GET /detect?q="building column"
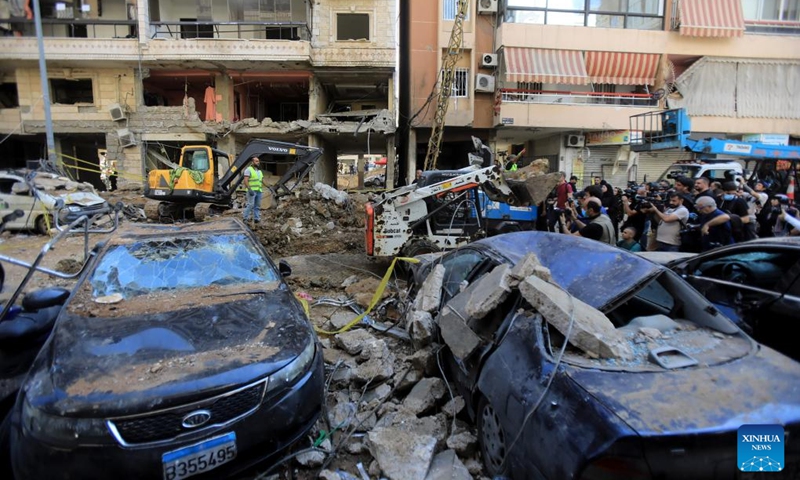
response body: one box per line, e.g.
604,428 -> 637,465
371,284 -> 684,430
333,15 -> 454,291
357,154 -> 366,189
385,135 -> 396,189
214,73 -> 232,122
134,0 -> 148,44
308,134 -> 336,186
406,129 -> 417,184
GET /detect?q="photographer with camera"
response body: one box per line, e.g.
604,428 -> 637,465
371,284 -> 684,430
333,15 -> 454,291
621,185 -> 649,249
560,198 -> 617,245
779,205 -> 800,235
643,191 -> 689,252
771,194 -> 798,237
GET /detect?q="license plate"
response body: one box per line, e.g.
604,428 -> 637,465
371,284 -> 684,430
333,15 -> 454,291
162,432 -> 236,480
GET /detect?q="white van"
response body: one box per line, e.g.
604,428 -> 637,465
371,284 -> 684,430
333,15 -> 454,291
659,161 -> 744,183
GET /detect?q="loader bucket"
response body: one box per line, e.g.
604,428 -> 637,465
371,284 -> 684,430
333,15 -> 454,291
504,170 -> 562,206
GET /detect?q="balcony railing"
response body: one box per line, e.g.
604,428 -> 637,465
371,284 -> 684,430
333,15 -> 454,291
744,19 -> 800,35
149,21 -> 310,41
2,18 -> 137,38
500,89 -> 659,107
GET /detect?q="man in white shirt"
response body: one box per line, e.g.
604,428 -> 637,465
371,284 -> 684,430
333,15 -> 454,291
644,192 -> 689,252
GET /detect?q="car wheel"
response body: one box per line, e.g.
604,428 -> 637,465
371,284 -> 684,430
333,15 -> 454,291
34,215 -> 51,235
401,239 -> 441,258
398,240 -> 441,278
478,396 -> 509,477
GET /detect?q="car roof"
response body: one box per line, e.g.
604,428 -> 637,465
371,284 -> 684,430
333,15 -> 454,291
107,218 -> 250,246
471,231 -> 664,309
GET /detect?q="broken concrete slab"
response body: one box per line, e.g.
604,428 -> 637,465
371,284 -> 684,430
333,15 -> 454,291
446,430 -> 478,457
403,377 -> 447,416
353,356 -> 395,384
519,275 -> 634,360
414,264 -> 445,313
393,366 -> 424,393
376,410 -> 450,452
504,170 -> 562,206
345,277 -> 389,309
408,310 -> 436,348
407,347 -> 438,376
424,450 -> 473,480
442,396 -> 465,418
464,264 -> 511,319
329,310 -> 356,330
334,329 -> 377,355
367,427 -> 438,480
506,252 -> 543,287
295,438 -> 329,467
438,306 -> 483,361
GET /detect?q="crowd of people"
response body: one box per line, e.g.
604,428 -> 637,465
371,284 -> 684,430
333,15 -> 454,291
544,172 -> 800,253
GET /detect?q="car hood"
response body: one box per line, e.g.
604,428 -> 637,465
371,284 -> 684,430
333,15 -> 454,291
25,285 -> 312,415
566,347 -> 800,435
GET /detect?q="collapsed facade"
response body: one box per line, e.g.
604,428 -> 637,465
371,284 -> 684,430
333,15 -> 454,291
0,0 -> 397,189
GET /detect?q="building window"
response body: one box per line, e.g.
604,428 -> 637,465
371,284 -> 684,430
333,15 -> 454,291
445,68 -> 469,98
742,0 -> 800,21
337,13 -> 370,40
0,83 -> 19,108
180,19 -> 214,38
505,0 -> 664,30
593,83 -> 616,93
50,79 -> 94,105
443,0 -> 471,20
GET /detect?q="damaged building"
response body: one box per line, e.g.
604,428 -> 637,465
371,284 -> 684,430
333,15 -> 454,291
0,0 -> 397,190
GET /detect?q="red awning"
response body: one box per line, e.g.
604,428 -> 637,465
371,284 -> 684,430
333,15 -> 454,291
678,0 -> 745,37
585,52 -> 661,85
503,47 -> 588,85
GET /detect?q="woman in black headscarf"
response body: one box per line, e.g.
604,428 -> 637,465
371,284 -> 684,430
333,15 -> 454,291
600,180 -> 622,235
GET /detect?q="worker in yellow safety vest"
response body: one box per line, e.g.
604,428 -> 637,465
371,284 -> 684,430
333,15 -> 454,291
243,156 -> 264,224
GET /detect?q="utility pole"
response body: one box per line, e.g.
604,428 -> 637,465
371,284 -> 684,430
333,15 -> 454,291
33,0 -> 58,171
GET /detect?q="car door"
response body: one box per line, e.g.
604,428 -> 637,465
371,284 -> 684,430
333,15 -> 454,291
674,245 -> 800,359
0,176 -> 37,230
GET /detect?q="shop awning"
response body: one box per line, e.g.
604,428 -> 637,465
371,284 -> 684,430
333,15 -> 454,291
503,47 -> 589,85
585,52 -> 660,85
678,0 -> 745,37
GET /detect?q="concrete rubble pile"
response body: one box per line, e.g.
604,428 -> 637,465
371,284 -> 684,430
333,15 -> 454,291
251,184 -> 369,257
290,251 -> 635,480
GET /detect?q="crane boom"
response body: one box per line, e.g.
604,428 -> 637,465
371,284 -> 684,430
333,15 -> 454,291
423,0 -> 470,171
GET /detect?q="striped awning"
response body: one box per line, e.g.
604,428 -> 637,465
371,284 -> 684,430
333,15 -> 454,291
585,52 -> 660,85
678,0 -> 745,37
503,47 -> 589,85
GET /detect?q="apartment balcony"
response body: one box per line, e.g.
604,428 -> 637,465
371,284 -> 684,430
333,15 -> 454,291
495,89 -> 657,130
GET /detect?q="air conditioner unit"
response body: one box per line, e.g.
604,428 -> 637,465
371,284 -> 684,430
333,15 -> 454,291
481,53 -> 498,68
475,74 -> 495,93
117,128 -> 136,148
477,0 -> 498,14
108,103 -> 126,122
565,134 -> 585,148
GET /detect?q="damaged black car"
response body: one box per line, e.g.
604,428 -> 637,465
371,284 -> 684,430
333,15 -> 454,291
408,232 -> 800,480
4,218 -> 324,479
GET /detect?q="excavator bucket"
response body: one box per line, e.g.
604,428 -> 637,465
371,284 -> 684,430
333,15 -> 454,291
502,163 -> 562,206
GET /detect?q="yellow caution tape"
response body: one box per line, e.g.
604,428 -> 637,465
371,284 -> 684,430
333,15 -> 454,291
296,256 -> 420,336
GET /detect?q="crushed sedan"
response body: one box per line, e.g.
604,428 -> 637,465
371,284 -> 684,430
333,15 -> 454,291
407,231 -> 800,480
4,218 -> 324,479
638,237 -> 800,362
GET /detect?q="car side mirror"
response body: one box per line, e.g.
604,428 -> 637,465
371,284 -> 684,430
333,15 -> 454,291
278,260 -> 292,278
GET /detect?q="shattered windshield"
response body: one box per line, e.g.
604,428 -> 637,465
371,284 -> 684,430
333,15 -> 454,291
91,234 -> 279,299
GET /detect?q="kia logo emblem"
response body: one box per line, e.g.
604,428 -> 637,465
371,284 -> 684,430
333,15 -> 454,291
181,410 -> 212,429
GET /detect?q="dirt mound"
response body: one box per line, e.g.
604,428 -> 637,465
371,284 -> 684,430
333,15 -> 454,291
252,186 -> 369,257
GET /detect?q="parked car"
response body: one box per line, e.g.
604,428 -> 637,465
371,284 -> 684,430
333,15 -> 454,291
364,173 -> 386,188
408,232 -> 800,480
3,218 -> 324,479
638,237 -> 800,361
0,169 -> 110,234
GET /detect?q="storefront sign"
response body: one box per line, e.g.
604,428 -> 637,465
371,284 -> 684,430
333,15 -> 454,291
585,130 -> 641,145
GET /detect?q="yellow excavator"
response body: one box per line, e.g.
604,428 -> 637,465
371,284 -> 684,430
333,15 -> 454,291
144,139 -> 323,222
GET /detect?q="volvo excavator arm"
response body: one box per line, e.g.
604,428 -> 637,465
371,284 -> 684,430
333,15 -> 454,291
217,139 -> 323,199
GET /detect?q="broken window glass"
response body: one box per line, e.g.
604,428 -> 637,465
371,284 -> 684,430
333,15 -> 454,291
91,234 -> 279,299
